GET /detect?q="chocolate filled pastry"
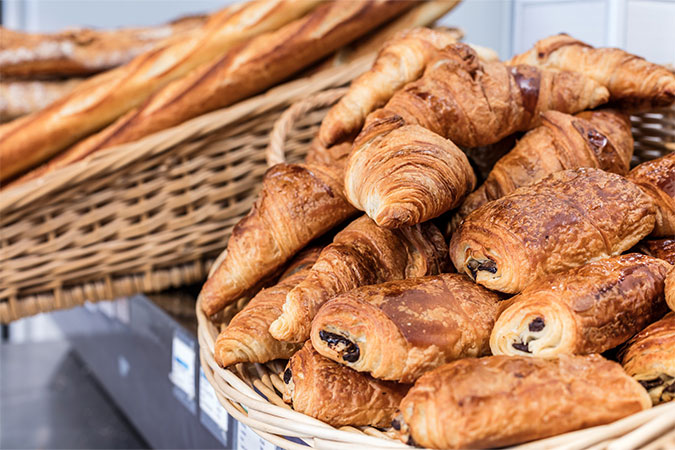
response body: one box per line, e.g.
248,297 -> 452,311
621,312 -> 675,405
214,246 -> 322,368
396,354 -> 651,449
626,152 -> 675,237
490,254 -> 670,358
637,238 -> 675,265
453,109 -> 634,225
282,342 -> 409,427
310,274 -> 502,383
269,215 -> 449,343
450,168 -> 656,294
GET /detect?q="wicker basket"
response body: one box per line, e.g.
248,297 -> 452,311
197,89 -> 675,450
0,56 -> 374,324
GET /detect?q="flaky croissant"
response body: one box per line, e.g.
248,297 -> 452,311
490,254 -> 670,358
200,163 -> 356,316
509,33 -> 675,109
311,274 -> 502,383
637,238 -> 675,265
318,27 -> 461,147
269,215 -> 448,342
454,109 -> 633,225
668,268 -> 675,312
345,43 -> 609,228
450,168 -> 656,294
282,342 -> 410,427
627,152 -> 675,237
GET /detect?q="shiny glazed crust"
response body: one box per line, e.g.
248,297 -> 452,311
282,342 -> 409,427
668,268 -> 675,312
627,153 -> 675,237
397,354 -> 651,449
269,215 -> 449,342
200,164 -> 356,316
621,312 -> 675,405
449,168 -> 656,294
637,238 -> 675,265
310,273 -> 502,383
490,254 -> 670,358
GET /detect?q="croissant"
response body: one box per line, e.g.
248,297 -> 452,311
345,43 -> 609,228
318,27 -> 461,147
668,268 -> 675,312
621,312 -> 675,405
454,109 -> 633,224
304,139 -> 353,171
269,215 -> 448,342
509,33 -> 675,109
213,245 -> 322,367
200,163 -> 356,316
490,254 -> 670,359
395,354 -> 651,449
637,238 -> 675,265
310,274 -> 502,383
626,152 -> 675,237
282,342 -> 409,427
450,168 -> 656,294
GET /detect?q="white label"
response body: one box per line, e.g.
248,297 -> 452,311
237,422 -> 277,450
199,368 -> 229,432
169,333 -> 195,400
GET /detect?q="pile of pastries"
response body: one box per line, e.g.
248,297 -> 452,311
201,27 -> 675,449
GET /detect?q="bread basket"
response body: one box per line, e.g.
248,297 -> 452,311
0,57 -> 372,323
197,88 -> 675,450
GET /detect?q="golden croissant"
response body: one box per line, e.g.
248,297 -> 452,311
627,152 -> 675,237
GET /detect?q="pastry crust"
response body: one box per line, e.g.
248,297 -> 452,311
200,164 -> 356,316
509,33 -> 675,109
621,312 -> 675,405
310,273 -> 501,383
637,238 -> 675,265
449,168 -> 656,293
269,215 -> 449,342
626,153 -> 675,237
282,342 -> 409,427
668,268 -> 675,312
397,354 -> 651,449
454,109 -> 634,225
490,254 -> 670,358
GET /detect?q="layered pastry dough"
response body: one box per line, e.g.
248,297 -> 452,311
396,354 -> 651,449
668,268 -> 675,312
269,215 -> 448,342
622,312 -> 675,405
450,168 -> 656,293
626,153 -> 675,237
637,238 -> 675,265
283,342 -> 409,427
454,109 -> 634,224
345,43 -> 609,228
509,34 -> 675,108
200,163 -> 356,316
310,274 -> 501,383
490,254 -> 670,358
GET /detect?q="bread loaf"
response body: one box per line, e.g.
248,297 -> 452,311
0,79 -> 83,121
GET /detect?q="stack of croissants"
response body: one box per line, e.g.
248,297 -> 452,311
199,22 -> 675,449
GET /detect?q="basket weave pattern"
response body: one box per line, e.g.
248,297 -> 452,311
198,90 -> 675,450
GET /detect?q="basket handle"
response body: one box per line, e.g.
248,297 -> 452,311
266,88 -> 348,167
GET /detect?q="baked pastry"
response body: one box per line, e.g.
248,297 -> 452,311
282,342 -> 410,427
490,254 -> 670,358
310,273 -> 502,383
453,109 -> 633,225
621,312 -> 675,405
0,14 -> 206,77
269,215 -> 449,342
0,0 -> 320,183
450,168 -> 656,293
345,43 -> 609,228
396,354 -> 651,449
304,139 -> 353,171
626,152 -> 675,237
637,238 -> 675,265
509,34 -> 675,109
0,79 -> 83,121
668,268 -> 675,312
318,27 -> 462,147
200,163 -> 356,316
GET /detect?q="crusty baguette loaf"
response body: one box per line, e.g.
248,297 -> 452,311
0,14 -> 206,78
0,0 -> 320,183
0,79 -> 83,121
12,0 -> 414,188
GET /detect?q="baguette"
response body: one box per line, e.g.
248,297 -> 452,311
0,79 -> 83,121
0,14 -> 206,78
0,0 -> 320,183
